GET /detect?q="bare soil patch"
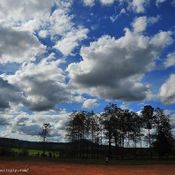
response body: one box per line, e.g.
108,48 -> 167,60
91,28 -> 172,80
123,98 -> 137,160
0,160 -> 175,175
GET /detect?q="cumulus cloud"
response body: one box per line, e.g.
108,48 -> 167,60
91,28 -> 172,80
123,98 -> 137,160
82,99 -> 98,109
131,0 -> 147,13
17,124 -> 41,136
0,116 -> 9,125
38,2 -> 89,56
0,0 -> 174,143
0,0 -> 87,57
132,16 -> 160,33
100,0 -> 115,5
0,105 -> 70,141
0,78 -> 23,110
164,52 -> 175,68
132,16 -> 148,33
73,95 -> 86,103
149,31 -> 173,49
0,0 -> 74,37
83,0 -> 115,6
0,0 -> 72,32
0,26 -> 45,63
67,28 -> 173,101
54,27 -> 89,56
83,0 -> 149,13
83,0 -> 95,6
44,5 -> 73,37
6,57 -> 71,111
159,74 -> 175,104
38,30 -> 48,38
0,0 -> 55,32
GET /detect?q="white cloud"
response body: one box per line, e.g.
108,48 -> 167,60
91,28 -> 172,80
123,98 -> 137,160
0,26 -> 45,63
0,0 -> 87,58
0,78 -> 23,109
0,0 -> 55,31
132,16 -> 147,33
67,28 -> 173,101
83,0 -> 115,6
150,31 -> 173,49
54,27 -> 89,56
47,7 -> 73,37
159,74 -> 175,104
83,0 -> 149,13
38,3 -> 89,56
164,51 -> 175,68
0,105 -> 70,141
0,0 -> 89,109
132,16 -> 160,33
73,95 -> 86,103
82,99 -> 98,109
83,0 -> 95,6
0,0 -> 72,32
131,0 -> 147,13
6,56 -> 71,111
100,0 -> 115,5
38,30 -> 48,38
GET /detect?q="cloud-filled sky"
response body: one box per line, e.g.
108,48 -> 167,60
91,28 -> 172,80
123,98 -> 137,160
0,0 -> 175,142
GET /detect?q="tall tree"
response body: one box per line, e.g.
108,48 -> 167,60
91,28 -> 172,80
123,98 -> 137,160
154,108 -> 173,158
66,111 -> 88,158
129,111 -> 142,148
40,123 -> 51,155
141,105 -> 155,158
66,111 -> 87,141
102,104 -> 115,157
102,103 -> 123,158
86,112 -> 100,158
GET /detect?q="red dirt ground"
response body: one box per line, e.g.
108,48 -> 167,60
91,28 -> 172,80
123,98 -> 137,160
0,160 -> 175,175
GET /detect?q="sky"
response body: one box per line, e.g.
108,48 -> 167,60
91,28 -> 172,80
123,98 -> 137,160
0,0 -> 175,142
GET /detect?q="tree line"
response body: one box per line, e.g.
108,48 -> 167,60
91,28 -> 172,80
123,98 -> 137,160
65,104 -> 174,159
0,103 -> 174,160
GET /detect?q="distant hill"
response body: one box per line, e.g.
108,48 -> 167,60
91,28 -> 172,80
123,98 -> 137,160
2,137 -> 173,152
0,137 -> 69,150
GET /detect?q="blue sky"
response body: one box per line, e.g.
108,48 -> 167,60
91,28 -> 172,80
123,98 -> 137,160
0,0 -> 175,141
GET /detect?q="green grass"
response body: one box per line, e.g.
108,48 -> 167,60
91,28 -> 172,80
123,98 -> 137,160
0,147 -> 175,165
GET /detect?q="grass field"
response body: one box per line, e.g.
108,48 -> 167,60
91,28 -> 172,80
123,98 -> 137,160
2,147 -> 59,157
0,160 -> 175,175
